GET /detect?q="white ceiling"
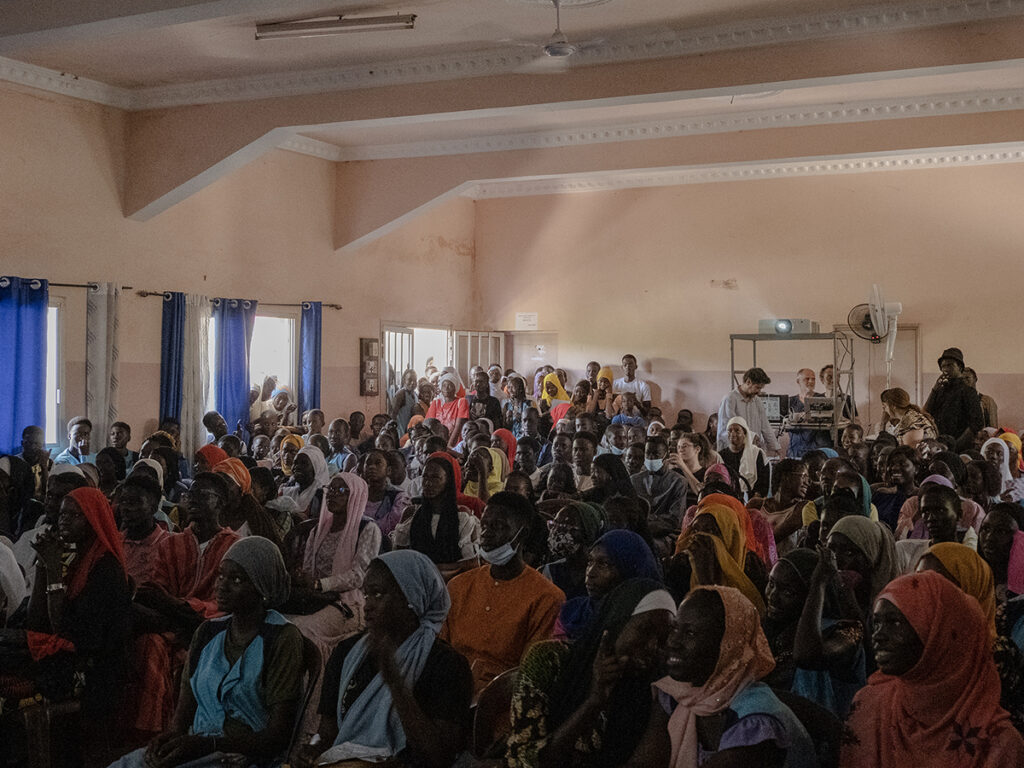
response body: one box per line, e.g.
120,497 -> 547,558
0,0 -> 940,89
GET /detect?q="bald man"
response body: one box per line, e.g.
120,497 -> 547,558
787,368 -> 832,458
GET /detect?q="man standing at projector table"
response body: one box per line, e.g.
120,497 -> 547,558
717,367 -> 781,457
924,347 -> 984,451
787,368 -> 832,458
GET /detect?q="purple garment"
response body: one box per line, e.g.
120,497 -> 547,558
364,486 -> 409,538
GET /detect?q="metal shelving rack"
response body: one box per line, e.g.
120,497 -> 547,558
729,331 -> 856,448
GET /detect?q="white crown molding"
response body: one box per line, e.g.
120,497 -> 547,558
286,86 -> 1024,162
2,0 -> 1021,110
463,142 -> 1024,199
338,141 -> 1024,253
0,55 -> 132,108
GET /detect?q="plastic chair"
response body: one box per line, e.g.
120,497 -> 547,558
20,698 -> 80,768
471,667 -> 517,758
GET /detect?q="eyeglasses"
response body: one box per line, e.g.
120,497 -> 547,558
326,485 -> 350,496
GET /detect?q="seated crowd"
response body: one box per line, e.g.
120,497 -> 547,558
0,348 -> 1022,767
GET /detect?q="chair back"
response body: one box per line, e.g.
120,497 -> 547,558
471,666 -> 517,758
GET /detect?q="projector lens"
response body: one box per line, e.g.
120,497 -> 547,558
776,319 -> 793,334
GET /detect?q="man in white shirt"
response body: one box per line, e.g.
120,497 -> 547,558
717,367 -> 782,456
52,416 -> 93,465
613,354 -> 652,416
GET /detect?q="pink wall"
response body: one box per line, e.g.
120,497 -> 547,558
474,165 -> 1024,430
1,82 -> 476,448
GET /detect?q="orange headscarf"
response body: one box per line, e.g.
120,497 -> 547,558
213,457 -> 252,495
492,428 -> 517,468
64,487 -> 127,599
998,431 -> 1024,471
927,542 -> 997,639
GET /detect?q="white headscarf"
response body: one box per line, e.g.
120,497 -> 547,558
280,445 -> 330,515
981,438 -> 1013,492
726,416 -> 762,493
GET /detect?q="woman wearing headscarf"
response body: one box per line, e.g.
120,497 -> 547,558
627,586 -> 816,767
463,446 -> 507,502
582,453 -> 638,504
279,445 -> 330,519
671,503 -> 767,615
491,428 -> 518,469
213,457 -> 286,551
130,458 -> 179,531
762,548 -> 866,718
506,579 -> 677,767
427,371 -> 470,449
587,366 -> 616,418
679,485 -> 776,568
720,416 -> 769,498
193,443 -> 229,476
113,536 -> 304,768
306,551 -> 473,767
539,372 -> 571,415
541,501 -> 607,600
917,542 -> 1024,730
841,572 -> 1024,768
984,437 -> 1024,502
27,487 -> 131,766
555,529 -> 662,640
392,454 -> 480,581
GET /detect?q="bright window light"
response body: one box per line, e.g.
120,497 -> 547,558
45,305 -> 60,445
250,316 -> 296,390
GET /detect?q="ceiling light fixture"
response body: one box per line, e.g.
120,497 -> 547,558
255,14 -> 417,40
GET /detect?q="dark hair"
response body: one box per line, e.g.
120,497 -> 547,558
96,447 -> 127,482
622,354 -> 637,364
988,502 -> 1024,529
545,462 -> 577,494
968,459 -> 1002,498
930,450 -> 966,487
155,446 -> 181,492
424,435 -> 448,454
67,416 -> 92,432
385,449 -> 407,468
872,432 -> 898,448
53,473 -> 90,492
410,456 -> 463,564
573,431 -> 598,449
845,423 -> 864,436
111,421 -> 131,434
823,489 -> 861,519
191,471 -> 230,503
505,470 -> 535,499
144,432 -> 174,449
486,491 -> 536,532
918,483 -> 960,513
772,458 -> 806,495
517,436 -> 541,455
681,432 -> 714,466
646,434 -> 669,452
888,445 -> 918,466
121,474 -> 162,506
590,454 -> 637,499
743,367 -> 771,386
248,467 -> 277,500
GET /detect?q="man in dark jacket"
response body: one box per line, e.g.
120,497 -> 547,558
924,347 -> 984,451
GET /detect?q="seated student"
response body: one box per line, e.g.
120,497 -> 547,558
762,548 -> 866,718
28,487 -> 131,766
288,472 -> 380,664
463,446 -> 507,502
193,443 -> 228,476
627,585 -> 816,768
894,483 -> 974,574
751,458 -> 810,557
280,446 -> 330,520
108,421 -> 139,473
610,392 -> 646,428
117,474 -> 171,587
201,410 -> 229,443
130,473 -> 241,736
325,419 -> 357,475
17,424 -> 50,506
443,492 -> 565,695
842,572 -> 1024,768
111,537 -> 303,768
630,435 -> 687,526
983,437 -> 1024,502
385,449 -> 412,494
570,431 -> 597,493
536,433 -> 573,488
506,579 -> 676,768
427,373 -> 469,449
361,448 -> 410,537
839,423 -> 865,455
53,415 -> 93,465
392,454 -> 479,581
978,503 -> 1024,602
302,550 -> 472,768
95,446 -> 128,498
871,446 -> 918,531
542,500 -> 607,601
555,529 -> 662,641
895,453 -> 986,539
213,457 -> 287,550
720,416 -> 770,498
467,369 -> 504,426
515,436 -> 543,487
916,542 -> 1024,730
13,467 -> 89,594
583,453 -> 637,504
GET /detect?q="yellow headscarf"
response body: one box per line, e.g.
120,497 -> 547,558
596,366 -> 615,390
677,504 -> 765,616
540,372 -> 571,406
279,434 -> 305,476
463,447 -> 507,499
998,432 -> 1024,471
927,542 -> 997,639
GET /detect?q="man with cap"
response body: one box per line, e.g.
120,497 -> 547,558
924,347 -> 984,451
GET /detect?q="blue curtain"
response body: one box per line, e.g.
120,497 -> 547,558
0,277 -> 49,454
299,301 -> 322,413
159,291 -> 185,424
213,298 -> 257,437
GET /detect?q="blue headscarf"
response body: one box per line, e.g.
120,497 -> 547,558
321,550 -> 450,763
558,530 -> 662,640
820,447 -> 839,458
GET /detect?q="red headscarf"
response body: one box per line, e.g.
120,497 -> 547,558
195,443 -> 228,471
64,487 -> 127,599
492,428 -> 517,468
429,451 -> 484,518
842,571 -> 1024,767
213,457 -> 252,494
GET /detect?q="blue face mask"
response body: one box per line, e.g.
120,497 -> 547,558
480,526 -> 523,566
609,445 -> 624,455
645,458 -> 664,472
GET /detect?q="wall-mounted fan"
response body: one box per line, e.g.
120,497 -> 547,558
847,284 -> 903,387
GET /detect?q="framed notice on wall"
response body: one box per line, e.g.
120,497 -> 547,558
360,338 -> 380,396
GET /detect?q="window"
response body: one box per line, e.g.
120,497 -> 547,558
250,313 -> 298,391
44,302 -> 62,446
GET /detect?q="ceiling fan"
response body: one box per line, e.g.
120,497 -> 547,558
515,0 -> 600,74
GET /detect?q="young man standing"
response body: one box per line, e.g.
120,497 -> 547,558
613,354 -> 652,416
716,367 -> 781,457
467,369 -> 504,426
924,347 -> 984,451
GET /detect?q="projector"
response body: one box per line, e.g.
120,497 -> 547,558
758,318 -> 819,335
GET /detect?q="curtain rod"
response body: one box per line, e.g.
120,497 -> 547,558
136,290 -> 341,310
51,282 -> 134,289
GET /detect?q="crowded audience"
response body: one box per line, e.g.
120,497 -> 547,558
1,348 -> 1023,768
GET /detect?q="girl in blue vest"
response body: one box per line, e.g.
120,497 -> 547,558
110,536 -> 303,768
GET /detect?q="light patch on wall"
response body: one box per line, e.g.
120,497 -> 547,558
711,279 -> 739,290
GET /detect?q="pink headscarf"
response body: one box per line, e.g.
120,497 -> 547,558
653,586 -> 775,768
304,471 -> 369,602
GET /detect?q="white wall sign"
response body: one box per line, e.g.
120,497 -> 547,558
515,312 -> 538,331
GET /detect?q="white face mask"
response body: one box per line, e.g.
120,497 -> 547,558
645,458 -> 664,472
609,445 -> 624,455
479,526 -> 523,567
